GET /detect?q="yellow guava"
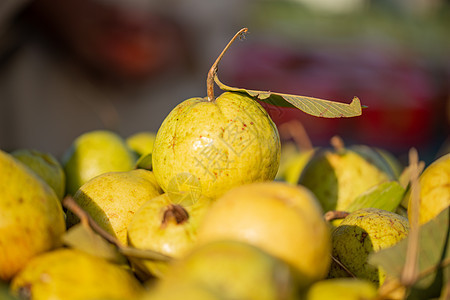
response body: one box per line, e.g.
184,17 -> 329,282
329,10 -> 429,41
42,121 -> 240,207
66,169 -> 162,245
10,248 -> 143,300
329,208 -> 409,285
0,149 -> 66,281
62,130 -> 137,195
405,153 -> 450,225
196,181 -> 331,288
152,91 -> 280,199
127,193 -> 212,277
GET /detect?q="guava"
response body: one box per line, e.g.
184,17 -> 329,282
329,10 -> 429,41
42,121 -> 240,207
11,149 -> 66,200
126,131 -> 156,157
0,149 -> 66,281
298,139 -> 396,212
140,282 -> 222,300
329,207 -> 409,285
156,240 -> 300,300
127,192 -> 212,277
10,248 -> 144,300
404,153 -> 450,225
152,30 -> 280,200
62,130 -> 137,195
66,169 -> 163,245
305,278 -> 377,300
196,181 -> 331,288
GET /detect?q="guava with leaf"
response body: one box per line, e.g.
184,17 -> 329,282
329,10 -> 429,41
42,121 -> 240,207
152,28 -> 362,200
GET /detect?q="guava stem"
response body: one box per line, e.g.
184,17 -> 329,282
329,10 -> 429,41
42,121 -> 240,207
207,28 -> 248,102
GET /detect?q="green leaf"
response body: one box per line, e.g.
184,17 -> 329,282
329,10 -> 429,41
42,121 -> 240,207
135,153 -> 152,170
61,223 -> 126,264
0,283 -> 17,300
346,181 -> 406,213
369,207 -> 450,298
214,75 -> 363,118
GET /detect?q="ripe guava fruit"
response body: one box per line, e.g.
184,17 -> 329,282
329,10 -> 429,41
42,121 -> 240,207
0,149 -> 66,281
66,169 -> 162,245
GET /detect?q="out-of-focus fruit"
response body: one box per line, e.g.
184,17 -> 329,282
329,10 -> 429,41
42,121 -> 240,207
62,130 -> 137,195
10,249 -> 143,300
404,153 -> 450,225
305,278 -> 377,300
11,149 -> 66,200
66,169 -> 162,245
126,131 -> 156,157
0,149 -> 66,281
298,139 -> 395,212
156,240 -> 300,300
196,181 -> 331,288
329,208 -> 409,285
127,193 -> 212,277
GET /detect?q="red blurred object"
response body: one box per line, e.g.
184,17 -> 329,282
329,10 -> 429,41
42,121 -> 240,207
221,42 -> 444,154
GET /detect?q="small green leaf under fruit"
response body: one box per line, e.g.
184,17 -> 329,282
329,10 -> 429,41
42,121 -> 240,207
214,75 -> 363,118
346,181 -> 405,213
135,153 -> 153,170
62,223 -> 125,264
369,207 -> 450,298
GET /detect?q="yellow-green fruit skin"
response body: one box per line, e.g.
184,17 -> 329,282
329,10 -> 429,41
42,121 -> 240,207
10,249 -> 143,300
329,208 -> 409,285
67,169 -> 162,245
406,153 -> 450,225
63,130 -> 137,195
126,131 -> 156,157
306,278 -> 377,300
157,240 -> 299,300
0,150 -> 66,281
152,92 -> 280,199
11,149 -> 66,200
299,148 -> 394,212
196,181 -> 331,287
127,193 -> 211,277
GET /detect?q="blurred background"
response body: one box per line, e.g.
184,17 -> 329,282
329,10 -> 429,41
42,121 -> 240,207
0,0 -> 449,164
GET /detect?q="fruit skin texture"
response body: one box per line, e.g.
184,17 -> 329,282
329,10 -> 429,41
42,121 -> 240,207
196,181 -> 331,288
329,208 -> 409,285
67,169 -> 163,245
0,150 -> 66,281
298,146 -> 395,212
156,240 -> 300,300
152,92 -> 280,199
127,193 -> 212,277
62,130 -> 137,195
405,153 -> 450,225
11,149 -> 66,200
10,249 -> 143,300
305,278 -> 377,300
